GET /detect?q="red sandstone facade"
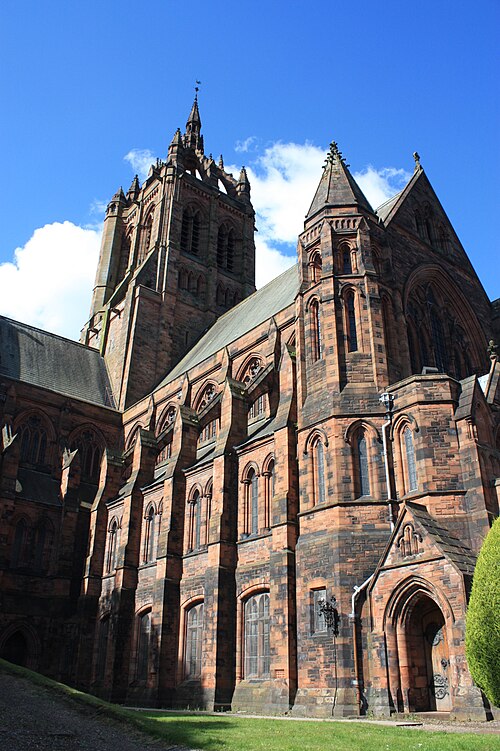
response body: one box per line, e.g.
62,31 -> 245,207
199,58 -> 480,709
1,102 -> 499,719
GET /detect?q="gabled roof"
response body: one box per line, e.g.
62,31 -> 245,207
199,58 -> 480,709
306,144 -> 374,220
371,501 -> 477,585
0,315 -> 115,408
407,502 -> 476,575
156,263 -> 300,389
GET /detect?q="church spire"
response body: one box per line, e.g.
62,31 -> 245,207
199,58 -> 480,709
306,140 -> 373,220
184,92 -> 203,152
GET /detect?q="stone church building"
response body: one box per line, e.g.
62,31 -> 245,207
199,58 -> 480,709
1,98 -> 499,719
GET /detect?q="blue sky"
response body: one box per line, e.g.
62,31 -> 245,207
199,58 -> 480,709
1,1 -> 498,339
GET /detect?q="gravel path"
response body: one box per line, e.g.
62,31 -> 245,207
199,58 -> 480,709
0,671 -> 193,751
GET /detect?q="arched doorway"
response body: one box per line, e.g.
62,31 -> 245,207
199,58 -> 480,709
401,594 -> 452,712
0,631 -> 29,667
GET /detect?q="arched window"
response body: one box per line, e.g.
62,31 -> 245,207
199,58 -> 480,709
19,416 -> 48,466
180,208 -> 201,255
342,245 -> 352,274
357,431 -> 370,497
204,482 -> 213,546
106,518 -> 119,573
117,231 -> 131,284
185,603 -> 204,679
138,210 -> 154,264
188,491 -> 202,551
345,290 -> 358,352
403,426 -> 418,492
310,251 -> 322,284
310,300 -> 322,361
136,610 -> 151,681
244,593 -> 270,679
264,459 -> 275,529
11,519 -> 27,568
250,470 -> 259,535
71,430 -> 102,483
143,505 -> 156,563
32,519 -> 53,573
312,438 -> 326,505
217,225 -> 227,268
226,228 -> 235,272
95,616 -> 110,681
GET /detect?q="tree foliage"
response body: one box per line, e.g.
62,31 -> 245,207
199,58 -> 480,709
465,517 -> 500,706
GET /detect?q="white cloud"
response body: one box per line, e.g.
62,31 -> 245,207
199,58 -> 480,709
0,221 -> 101,340
354,165 -> 412,209
0,143 -> 411,343
255,237 -> 296,289
235,136 -> 257,153
124,149 -> 156,181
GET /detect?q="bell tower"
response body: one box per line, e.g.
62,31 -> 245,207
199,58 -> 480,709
81,96 -> 256,409
296,140 -> 389,418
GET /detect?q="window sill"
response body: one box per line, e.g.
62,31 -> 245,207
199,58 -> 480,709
237,530 -> 271,544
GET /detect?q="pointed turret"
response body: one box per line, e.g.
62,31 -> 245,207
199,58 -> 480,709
107,187 -> 126,215
184,95 -> 203,152
306,141 -> 373,221
236,166 -> 251,201
126,175 -> 140,202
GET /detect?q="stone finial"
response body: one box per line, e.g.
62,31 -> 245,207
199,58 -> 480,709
413,151 -> 421,171
324,140 -> 348,168
219,154 -> 224,169
487,339 -> 498,360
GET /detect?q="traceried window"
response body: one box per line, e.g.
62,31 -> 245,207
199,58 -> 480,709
244,593 -> 270,679
71,430 -> 102,483
346,290 -> 358,352
310,299 -> 322,361
430,308 -> 447,372
136,610 -> 151,681
403,426 -> 418,492
138,210 -> 154,264
312,438 -> 326,505
312,588 -> 327,634
185,603 -> 204,679
19,415 -> 48,466
357,431 -> 370,497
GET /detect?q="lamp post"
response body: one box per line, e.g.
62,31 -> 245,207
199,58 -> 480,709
318,596 -> 340,714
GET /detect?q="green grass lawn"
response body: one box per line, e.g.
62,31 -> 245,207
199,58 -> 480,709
1,659 -> 497,751
136,711 -> 498,751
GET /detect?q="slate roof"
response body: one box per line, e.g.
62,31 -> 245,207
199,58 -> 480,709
406,502 -> 477,576
156,263 -> 300,389
306,151 -> 373,219
0,315 -> 115,408
375,191 -> 403,223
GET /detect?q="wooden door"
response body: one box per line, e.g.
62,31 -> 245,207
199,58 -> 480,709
423,613 -> 452,711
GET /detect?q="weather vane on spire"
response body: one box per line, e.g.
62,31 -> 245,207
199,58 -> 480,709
194,80 -> 201,99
